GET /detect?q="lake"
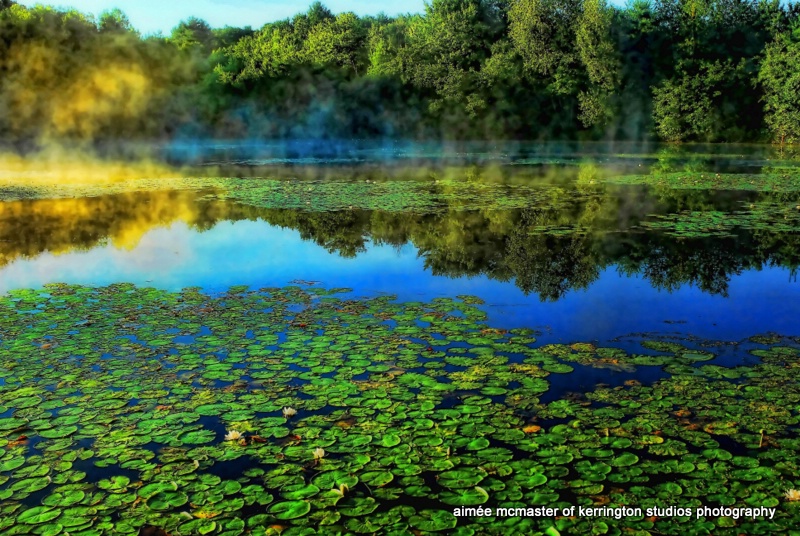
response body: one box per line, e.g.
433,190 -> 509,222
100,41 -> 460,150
1,142 -> 799,535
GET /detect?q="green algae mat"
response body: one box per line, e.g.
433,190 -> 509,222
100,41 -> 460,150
1,284 -> 800,535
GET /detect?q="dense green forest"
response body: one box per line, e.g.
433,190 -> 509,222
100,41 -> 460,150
1,0 -> 800,146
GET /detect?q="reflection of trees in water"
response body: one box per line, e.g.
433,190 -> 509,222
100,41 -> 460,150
505,210 -> 601,300
2,186 -> 800,300
265,209 -> 372,258
620,237 -> 748,297
254,190 -> 800,300
0,190 -> 254,264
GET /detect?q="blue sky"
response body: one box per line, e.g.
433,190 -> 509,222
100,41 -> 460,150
18,0 -> 427,34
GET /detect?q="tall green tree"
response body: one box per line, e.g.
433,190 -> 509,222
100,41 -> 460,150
216,21 -> 303,84
305,12 -> 368,75
652,60 -> 735,141
575,0 -> 621,127
170,18 -> 215,53
404,0 -> 505,119
509,0 -> 583,91
366,16 -> 409,77
98,8 -> 134,34
758,28 -> 800,144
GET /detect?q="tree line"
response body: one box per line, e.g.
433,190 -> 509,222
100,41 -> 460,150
1,0 -> 799,145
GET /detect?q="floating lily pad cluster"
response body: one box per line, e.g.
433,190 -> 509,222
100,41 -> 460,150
606,172 -> 800,193
0,284 -> 799,535
0,176 -> 587,214
638,202 -> 800,238
204,179 -> 588,214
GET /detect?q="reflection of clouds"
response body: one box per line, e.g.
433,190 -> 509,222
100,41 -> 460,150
113,224 -> 195,272
0,222 -> 197,293
0,220 -> 413,294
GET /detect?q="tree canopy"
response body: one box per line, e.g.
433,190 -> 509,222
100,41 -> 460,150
1,0 -> 800,145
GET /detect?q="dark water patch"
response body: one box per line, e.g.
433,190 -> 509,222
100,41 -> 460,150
540,365 -> 668,404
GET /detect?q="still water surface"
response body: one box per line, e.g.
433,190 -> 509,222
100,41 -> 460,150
2,142 -> 799,346
2,143 -> 800,534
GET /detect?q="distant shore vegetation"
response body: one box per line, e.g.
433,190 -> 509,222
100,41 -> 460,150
1,0 -> 800,146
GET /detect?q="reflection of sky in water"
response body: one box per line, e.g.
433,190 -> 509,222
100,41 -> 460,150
1,220 -> 798,344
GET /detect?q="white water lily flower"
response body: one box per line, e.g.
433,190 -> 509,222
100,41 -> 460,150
224,430 -> 243,441
282,407 -> 297,418
785,489 -> 800,501
313,447 -> 325,460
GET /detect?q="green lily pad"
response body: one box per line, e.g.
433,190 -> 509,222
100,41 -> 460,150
147,491 -> 189,511
39,426 -> 78,439
438,469 -> 487,489
439,486 -> 490,506
18,506 -> 61,524
409,509 -> 458,532
611,453 -> 639,467
269,500 -> 311,520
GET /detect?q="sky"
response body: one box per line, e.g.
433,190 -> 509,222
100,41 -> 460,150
18,0 -> 427,34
